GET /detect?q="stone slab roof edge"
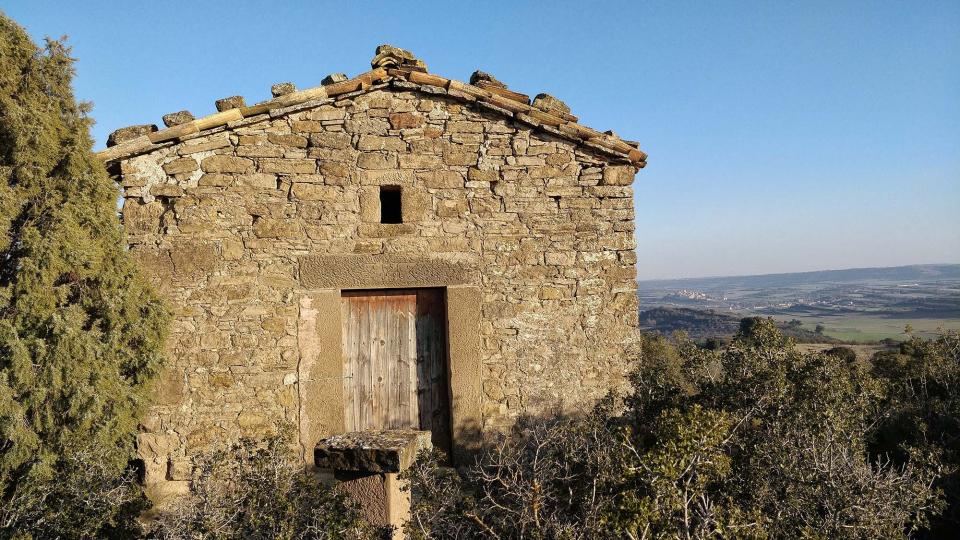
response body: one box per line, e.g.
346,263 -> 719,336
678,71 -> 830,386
96,67 -> 647,168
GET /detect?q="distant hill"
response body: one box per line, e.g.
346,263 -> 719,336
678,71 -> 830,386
636,264 -> 960,342
639,307 -> 839,344
639,264 -> 960,291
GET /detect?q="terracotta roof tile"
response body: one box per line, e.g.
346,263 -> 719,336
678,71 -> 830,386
98,47 -> 645,168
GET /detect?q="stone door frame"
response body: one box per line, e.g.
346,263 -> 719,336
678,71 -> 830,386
296,255 -> 482,465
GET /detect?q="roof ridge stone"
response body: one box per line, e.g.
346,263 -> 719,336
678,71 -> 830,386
98,46 -> 645,168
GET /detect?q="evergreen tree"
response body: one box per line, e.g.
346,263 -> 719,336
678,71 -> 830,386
0,12 -> 167,535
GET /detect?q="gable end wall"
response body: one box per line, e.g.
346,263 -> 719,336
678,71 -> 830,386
115,87 -> 639,494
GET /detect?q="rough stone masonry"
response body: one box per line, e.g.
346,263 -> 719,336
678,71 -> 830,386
101,45 -> 646,501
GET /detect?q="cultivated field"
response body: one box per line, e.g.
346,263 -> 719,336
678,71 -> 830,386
639,264 -> 960,343
770,313 -> 957,342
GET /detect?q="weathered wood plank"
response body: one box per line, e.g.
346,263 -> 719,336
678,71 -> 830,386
342,300 -> 354,430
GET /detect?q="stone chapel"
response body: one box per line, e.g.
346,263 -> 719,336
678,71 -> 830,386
99,45 -> 646,499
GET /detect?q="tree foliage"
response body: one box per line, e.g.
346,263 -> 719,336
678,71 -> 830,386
0,12 -> 167,536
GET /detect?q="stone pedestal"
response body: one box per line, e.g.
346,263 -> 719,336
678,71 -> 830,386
315,430 -> 432,538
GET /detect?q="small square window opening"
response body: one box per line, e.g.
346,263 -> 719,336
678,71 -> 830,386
380,186 -> 402,224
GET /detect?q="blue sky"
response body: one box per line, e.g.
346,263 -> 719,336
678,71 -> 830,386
6,1 -> 958,279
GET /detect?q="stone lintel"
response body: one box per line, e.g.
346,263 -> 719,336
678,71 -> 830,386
299,254 -> 476,289
315,429 -> 432,473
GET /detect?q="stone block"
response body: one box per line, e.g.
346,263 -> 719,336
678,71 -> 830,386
107,124 -> 157,147
357,153 -> 397,169
442,147 -> 476,166
221,239 -> 244,260
139,414 -> 162,433
446,120 -> 483,133
388,112 -> 422,129
150,184 -> 184,197
359,187 -> 379,222
601,165 -> 635,186
162,110 -> 195,127
319,161 -> 353,184
138,433 -> 177,461
237,173 -> 279,189
436,199 -> 468,217
467,168 -> 498,182
532,93 -> 571,115
540,286 -> 565,300
199,330 -> 230,349
308,107 -> 347,122
322,73 -> 348,84
236,145 -> 283,158
346,117 -> 390,134
259,158 -> 316,174
161,157 -> 198,175
237,134 -> 266,145
151,369 -> 185,406
359,169 -> 414,186
179,136 -> 232,155
209,372 -> 234,389
238,411 -> 272,435
292,183 -> 339,201
201,155 -> 254,174
398,153 -> 443,169
545,152 -> 572,166
268,133 -> 309,148
357,135 -> 406,152
262,316 -> 288,336
271,82 -> 296,97
357,223 -> 416,237
587,185 -> 632,198
144,480 -> 190,508
167,459 -> 192,481
253,218 -> 303,239
186,425 -> 226,451
545,252 -> 576,266
215,95 -> 246,111
545,186 -> 582,197
291,120 -> 324,133
310,132 -> 352,149
315,430 -> 432,473
417,170 -> 463,189
122,199 -> 163,234
507,155 -> 545,166
469,70 -> 506,88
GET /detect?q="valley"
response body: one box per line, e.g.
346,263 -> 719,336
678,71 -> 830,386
638,264 -> 960,342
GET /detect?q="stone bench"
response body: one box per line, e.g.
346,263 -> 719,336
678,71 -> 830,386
315,430 -> 432,537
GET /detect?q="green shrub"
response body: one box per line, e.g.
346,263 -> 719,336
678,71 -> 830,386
0,445 -> 147,539
150,435 -> 374,540
406,411 -> 625,539
871,332 -> 960,536
406,321 -> 949,539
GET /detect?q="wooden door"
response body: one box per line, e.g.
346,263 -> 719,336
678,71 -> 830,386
341,289 -> 451,453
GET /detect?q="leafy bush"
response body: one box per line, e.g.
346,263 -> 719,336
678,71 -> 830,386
0,446 -> 147,539
405,412 -> 623,539
871,332 -> 960,536
150,435 -> 374,540
406,319 -> 951,539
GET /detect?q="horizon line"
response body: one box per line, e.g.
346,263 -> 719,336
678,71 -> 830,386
636,262 -> 960,283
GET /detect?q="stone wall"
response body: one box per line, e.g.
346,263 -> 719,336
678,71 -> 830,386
115,84 -> 639,497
